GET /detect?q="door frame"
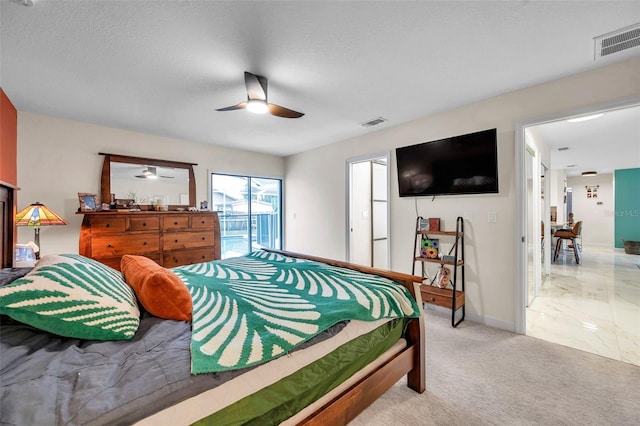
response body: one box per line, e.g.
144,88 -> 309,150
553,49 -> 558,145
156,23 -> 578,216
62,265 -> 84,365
515,97 -> 640,334
345,152 -> 391,267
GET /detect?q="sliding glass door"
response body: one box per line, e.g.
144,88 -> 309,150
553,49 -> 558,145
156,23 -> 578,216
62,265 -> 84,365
210,173 -> 282,259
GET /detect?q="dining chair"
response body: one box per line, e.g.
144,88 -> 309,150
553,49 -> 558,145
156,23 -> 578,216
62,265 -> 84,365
553,221 -> 582,264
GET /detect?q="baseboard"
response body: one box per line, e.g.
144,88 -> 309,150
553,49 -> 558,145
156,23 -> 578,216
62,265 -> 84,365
465,311 -> 515,333
423,305 -> 516,333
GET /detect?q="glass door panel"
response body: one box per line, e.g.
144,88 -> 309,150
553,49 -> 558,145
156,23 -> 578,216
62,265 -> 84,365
211,174 -> 281,259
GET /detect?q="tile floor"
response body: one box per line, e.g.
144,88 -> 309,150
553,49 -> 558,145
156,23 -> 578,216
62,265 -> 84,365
527,244 -> 640,366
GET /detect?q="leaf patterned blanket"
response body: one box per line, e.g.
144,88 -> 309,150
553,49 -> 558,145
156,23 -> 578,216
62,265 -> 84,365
173,250 -> 421,373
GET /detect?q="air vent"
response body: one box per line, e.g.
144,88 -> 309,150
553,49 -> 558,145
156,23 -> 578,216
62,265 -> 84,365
594,22 -> 640,59
558,147 -> 569,151
360,117 -> 387,128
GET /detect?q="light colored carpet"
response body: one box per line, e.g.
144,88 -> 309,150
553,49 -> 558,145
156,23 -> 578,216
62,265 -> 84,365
350,310 -> 640,425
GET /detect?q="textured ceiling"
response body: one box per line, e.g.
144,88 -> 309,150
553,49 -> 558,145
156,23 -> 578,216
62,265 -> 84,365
1,0 -> 639,161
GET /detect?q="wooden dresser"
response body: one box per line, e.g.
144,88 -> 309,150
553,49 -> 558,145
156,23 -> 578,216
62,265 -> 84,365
79,211 -> 221,270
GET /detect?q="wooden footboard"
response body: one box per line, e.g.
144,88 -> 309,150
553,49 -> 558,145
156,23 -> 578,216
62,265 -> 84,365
266,249 -> 426,424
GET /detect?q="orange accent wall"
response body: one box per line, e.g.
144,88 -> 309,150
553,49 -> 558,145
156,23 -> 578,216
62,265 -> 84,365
0,88 -> 18,186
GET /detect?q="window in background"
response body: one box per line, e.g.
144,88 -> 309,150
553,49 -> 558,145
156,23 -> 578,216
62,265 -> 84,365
210,173 -> 282,259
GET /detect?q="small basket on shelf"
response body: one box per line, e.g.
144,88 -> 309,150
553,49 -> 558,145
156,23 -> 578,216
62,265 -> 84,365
622,239 -> 640,255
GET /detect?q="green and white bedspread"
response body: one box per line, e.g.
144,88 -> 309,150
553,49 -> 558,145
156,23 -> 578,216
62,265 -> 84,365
173,250 -> 420,374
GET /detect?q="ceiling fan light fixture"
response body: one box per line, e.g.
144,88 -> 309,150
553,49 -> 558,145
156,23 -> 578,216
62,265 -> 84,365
141,168 -> 158,179
581,171 -> 598,176
247,99 -> 268,114
566,113 -> 604,123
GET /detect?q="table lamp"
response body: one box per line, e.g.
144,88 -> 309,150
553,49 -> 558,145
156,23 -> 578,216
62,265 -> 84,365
15,202 -> 67,259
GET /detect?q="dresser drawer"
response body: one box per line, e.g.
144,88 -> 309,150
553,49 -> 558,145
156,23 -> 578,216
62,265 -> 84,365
130,216 -> 160,231
191,215 -> 216,229
420,286 -> 464,309
96,257 -> 123,271
163,248 -> 216,267
163,216 -> 190,231
92,234 -> 160,258
163,231 -> 214,250
90,218 -> 126,233
98,254 -> 161,271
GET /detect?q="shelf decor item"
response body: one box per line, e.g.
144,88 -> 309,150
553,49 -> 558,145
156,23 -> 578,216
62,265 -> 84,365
420,237 -> 439,259
418,217 -> 429,231
436,266 -> 451,289
429,217 -> 440,231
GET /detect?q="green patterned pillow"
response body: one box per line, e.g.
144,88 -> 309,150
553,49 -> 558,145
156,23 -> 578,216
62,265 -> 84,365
0,254 -> 140,340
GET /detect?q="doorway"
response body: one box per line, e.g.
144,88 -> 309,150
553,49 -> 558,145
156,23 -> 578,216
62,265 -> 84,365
516,99 -> 640,364
347,154 -> 389,269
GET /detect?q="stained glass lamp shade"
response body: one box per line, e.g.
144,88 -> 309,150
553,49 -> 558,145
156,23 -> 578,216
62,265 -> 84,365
15,202 -> 67,258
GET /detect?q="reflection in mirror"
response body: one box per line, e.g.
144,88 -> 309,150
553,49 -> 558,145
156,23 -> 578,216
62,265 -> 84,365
111,162 -> 190,205
100,153 -> 197,210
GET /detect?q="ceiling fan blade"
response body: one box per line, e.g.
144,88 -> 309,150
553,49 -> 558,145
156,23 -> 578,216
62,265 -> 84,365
268,103 -> 304,118
244,72 -> 268,101
216,101 -> 248,112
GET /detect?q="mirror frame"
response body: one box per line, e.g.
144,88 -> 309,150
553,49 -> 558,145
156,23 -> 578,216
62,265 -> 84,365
99,152 -> 197,210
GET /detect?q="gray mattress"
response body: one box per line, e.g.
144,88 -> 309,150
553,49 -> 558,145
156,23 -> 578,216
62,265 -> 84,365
0,313 -> 346,425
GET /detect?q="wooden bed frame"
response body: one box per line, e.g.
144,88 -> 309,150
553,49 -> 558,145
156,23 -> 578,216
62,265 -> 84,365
266,249 -> 426,425
62,206 -> 425,425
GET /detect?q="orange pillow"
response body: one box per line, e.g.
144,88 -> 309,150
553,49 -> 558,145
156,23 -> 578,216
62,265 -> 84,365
121,255 -> 192,321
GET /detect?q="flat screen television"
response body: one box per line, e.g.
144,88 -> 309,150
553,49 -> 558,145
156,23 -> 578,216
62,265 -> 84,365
396,128 -> 498,197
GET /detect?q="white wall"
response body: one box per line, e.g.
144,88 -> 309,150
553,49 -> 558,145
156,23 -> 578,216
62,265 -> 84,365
549,170 -> 567,222
16,112 -> 284,255
284,56 -> 640,330
567,173 -> 614,246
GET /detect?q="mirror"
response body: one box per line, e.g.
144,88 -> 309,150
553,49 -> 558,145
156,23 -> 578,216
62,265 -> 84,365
100,153 -> 197,210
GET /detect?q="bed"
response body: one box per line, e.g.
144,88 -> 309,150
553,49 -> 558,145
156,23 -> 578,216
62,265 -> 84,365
0,246 -> 425,425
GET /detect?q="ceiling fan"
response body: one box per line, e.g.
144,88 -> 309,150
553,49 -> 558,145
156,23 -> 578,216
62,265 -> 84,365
135,166 -> 173,179
216,72 -> 304,118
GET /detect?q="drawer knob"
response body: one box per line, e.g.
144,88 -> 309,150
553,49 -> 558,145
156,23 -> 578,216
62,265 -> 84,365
201,237 -> 205,240
201,220 -> 205,224
175,239 -> 179,243
201,255 -> 205,259
107,244 -> 113,248
174,221 -> 178,225
143,242 -> 147,246
431,297 -> 436,302
106,224 -> 110,228
143,222 -> 146,226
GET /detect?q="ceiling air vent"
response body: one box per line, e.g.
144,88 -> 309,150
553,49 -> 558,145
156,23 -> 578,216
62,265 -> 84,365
360,117 -> 387,128
594,22 -> 640,60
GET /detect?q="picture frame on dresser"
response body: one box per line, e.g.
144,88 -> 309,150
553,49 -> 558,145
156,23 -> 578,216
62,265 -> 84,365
78,193 -> 98,212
